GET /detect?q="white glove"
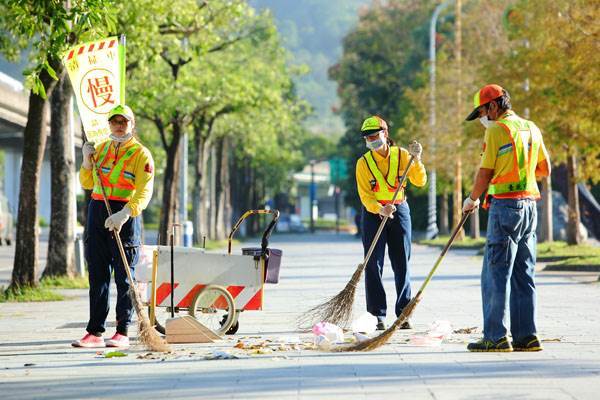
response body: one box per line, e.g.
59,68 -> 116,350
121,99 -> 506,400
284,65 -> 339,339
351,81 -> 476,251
105,206 -> 132,232
462,196 -> 480,213
408,140 -> 423,161
378,204 -> 396,219
82,142 -> 96,170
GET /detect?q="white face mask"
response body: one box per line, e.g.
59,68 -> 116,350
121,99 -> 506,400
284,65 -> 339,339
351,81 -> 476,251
110,132 -> 133,142
479,116 -> 493,129
366,132 -> 385,150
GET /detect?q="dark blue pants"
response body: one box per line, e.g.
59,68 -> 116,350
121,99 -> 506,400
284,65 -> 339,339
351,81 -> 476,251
85,200 -> 141,335
362,202 -> 412,318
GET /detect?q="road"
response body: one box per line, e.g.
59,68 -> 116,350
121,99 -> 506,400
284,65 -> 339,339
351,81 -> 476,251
1,232 -> 599,399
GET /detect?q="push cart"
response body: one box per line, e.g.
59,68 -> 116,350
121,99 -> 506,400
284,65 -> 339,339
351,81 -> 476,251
145,209 -> 281,336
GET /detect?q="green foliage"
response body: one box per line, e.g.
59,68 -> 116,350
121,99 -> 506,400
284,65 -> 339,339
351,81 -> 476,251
0,285 -> 64,303
330,1 -> 435,209
0,0 -> 117,98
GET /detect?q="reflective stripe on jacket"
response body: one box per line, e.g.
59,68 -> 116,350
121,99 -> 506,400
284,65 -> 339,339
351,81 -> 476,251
487,115 -> 542,201
362,146 -> 405,205
92,141 -> 142,202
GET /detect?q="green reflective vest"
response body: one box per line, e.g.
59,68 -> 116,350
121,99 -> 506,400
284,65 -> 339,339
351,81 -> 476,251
487,114 -> 542,199
362,146 -> 405,204
92,141 -> 142,202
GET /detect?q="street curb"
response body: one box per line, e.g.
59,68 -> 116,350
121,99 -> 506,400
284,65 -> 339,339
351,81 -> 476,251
543,264 -> 600,272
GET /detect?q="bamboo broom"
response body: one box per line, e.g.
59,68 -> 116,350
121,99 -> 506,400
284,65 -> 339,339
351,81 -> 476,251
299,149 -> 416,329
339,211 -> 471,352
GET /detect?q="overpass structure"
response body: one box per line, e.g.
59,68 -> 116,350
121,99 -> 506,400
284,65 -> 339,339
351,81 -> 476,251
0,71 -> 83,222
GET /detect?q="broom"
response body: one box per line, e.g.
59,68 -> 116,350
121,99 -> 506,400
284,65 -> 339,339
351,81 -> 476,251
90,153 -> 170,352
338,211 -> 471,352
299,150 -> 416,329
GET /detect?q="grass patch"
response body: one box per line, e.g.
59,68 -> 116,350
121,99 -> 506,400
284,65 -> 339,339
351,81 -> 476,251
0,285 -> 64,303
420,235 -> 486,250
537,241 -> 600,260
548,255 -> 600,266
40,275 -> 89,289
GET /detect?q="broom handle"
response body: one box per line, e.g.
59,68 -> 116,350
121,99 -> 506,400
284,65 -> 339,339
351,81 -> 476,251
388,212 -> 471,331
416,211 -> 470,295
90,154 -> 137,296
361,154 -> 415,268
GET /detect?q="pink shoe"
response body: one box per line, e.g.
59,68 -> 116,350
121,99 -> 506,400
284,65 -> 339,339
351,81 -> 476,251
72,333 -> 105,348
105,332 -> 130,348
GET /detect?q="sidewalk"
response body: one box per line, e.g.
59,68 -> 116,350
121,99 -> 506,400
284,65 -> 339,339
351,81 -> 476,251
1,233 -> 599,399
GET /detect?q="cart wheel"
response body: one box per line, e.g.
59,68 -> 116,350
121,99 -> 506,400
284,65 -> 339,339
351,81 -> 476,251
221,313 -> 240,335
189,285 -> 236,336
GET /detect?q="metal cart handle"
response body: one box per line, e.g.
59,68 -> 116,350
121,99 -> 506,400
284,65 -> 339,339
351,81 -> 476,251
228,209 -> 280,255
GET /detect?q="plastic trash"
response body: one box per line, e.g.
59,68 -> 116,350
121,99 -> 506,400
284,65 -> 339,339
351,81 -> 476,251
314,335 -> 331,350
351,313 -> 378,334
312,322 -> 344,343
409,320 -> 453,347
353,332 -> 370,343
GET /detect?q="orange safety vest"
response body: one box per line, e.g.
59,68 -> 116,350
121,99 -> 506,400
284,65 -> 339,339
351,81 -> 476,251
485,114 -> 542,208
362,146 -> 405,205
92,141 -> 142,202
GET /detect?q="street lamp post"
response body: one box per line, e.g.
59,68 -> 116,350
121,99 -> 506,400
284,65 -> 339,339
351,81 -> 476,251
309,160 -> 316,233
426,0 -> 452,239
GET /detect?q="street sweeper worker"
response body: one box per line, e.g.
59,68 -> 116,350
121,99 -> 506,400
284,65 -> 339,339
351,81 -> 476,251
355,115 -> 427,331
73,104 -> 154,348
462,84 -> 550,352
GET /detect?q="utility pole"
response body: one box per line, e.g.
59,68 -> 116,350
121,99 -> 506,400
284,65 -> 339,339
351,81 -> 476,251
453,0 -> 465,240
309,160 -> 316,233
426,0 -> 452,240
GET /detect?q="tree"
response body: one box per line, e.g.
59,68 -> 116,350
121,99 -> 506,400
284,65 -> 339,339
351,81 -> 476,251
0,0 -> 116,289
478,0 -> 599,244
43,71 -> 77,278
330,0 -> 434,211
120,0 -> 271,244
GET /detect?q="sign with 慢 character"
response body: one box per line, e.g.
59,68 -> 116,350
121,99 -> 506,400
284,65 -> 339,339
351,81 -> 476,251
62,36 -> 126,142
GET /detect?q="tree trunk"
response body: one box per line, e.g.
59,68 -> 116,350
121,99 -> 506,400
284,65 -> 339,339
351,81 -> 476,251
216,137 -> 231,240
209,144 -> 217,239
540,175 -> 553,242
566,151 -> 582,245
192,125 -> 206,245
158,121 -> 183,245
44,72 -> 77,278
198,138 -> 212,241
440,190 -> 449,235
453,159 -> 464,240
11,64 -> 59,289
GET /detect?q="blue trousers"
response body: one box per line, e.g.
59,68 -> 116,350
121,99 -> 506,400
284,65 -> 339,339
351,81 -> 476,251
85,200 -> 140,335
482,198 -> 538,342
362,202 -> 412,318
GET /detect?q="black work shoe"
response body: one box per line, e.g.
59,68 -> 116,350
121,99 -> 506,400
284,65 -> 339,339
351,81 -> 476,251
513,335 -> 543,352
376,317 -> 386,331
467,337 -> 513,352
400,320 -> 412,329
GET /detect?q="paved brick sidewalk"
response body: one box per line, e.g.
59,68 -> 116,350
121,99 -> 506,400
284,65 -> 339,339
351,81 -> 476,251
1,233 -> 599,399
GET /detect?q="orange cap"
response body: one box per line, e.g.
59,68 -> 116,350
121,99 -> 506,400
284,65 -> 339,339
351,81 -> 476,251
465,84 -> 504,121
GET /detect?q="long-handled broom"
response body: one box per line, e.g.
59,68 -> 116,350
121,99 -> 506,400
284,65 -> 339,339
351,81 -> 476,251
300,150 -> 416,329
339,211 -> 472,352
91,154 -> 170,352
